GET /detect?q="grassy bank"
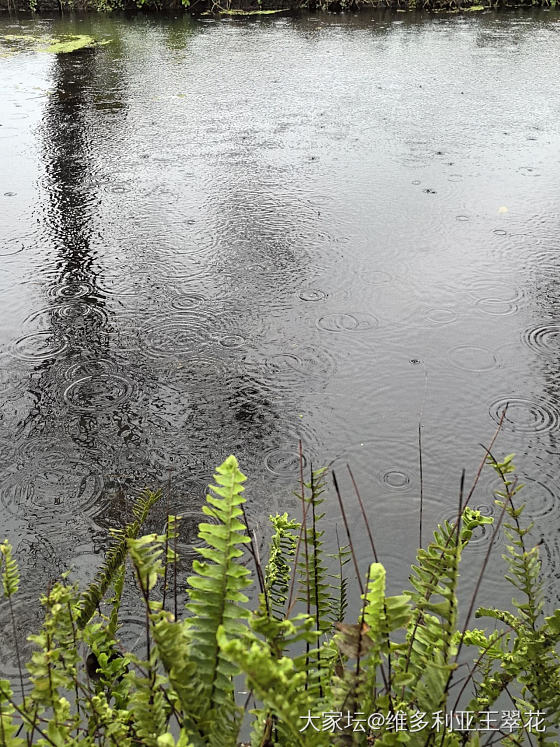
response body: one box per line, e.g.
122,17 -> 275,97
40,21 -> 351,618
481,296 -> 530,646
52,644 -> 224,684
0,446 -> 559,746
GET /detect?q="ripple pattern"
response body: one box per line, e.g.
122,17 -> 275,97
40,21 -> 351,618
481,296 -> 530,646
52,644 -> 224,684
0,238 -> 24,257
468,280 -> 524,317
0,457 -> 104,519
268,347 -> 337,380
299,288 -> 327,302
10,331 -> 68,362
522,324 -> 560,357
170,292 -> 207,311
489,397 -> 560,434
2,14 -> 560,629
425,308 -> 457,325
63,373 -> 135,413
264,449 -> 308,477
519,474 -> 559,520
448,345 -> 498,372
47,281 -> 94,300
23,303 -> 107,333
144,314 -> 219,356
219,333 -> 247,349
381,469 -> 410,490
317,312 -> 378,333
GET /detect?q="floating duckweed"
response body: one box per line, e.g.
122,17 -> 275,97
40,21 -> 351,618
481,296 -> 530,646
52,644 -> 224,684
43,35 -> 98,53
0,34 -> 107,55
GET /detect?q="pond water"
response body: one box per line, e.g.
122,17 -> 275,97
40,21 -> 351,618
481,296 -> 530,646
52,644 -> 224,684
0,8 -> 559,673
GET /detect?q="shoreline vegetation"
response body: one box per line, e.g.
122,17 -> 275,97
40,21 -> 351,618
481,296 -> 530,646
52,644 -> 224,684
0,0 -> 558,19
0,446 -> 559,745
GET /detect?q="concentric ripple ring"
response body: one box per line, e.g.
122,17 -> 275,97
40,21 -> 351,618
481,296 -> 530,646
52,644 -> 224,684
489,397 -> 560,434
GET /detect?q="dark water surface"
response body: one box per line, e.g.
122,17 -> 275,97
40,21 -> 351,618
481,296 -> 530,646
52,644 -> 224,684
1,8 -> 559,673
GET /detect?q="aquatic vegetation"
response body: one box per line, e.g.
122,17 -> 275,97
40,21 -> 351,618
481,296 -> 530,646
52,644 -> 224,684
0,452 -> 558,745
0,34 -> 106,55
205,7 -> 290,13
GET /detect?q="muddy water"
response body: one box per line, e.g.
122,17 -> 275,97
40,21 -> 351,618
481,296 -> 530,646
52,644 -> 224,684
0,9 -> 559,673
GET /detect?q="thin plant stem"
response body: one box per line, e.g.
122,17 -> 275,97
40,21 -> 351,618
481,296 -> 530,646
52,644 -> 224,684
419,423 -> 424,549
299,440 -> 310,616
0,688 -> 58,747
346,464 -> 394,710
241,503 -> 269,614
462,406 -> 508,513
162,475 -> 171,611
451,627 -> 513,711
347,464 -> 379,563
504,684 -> 535,747
7,595 -> 25,702
310,466 -> 322,698
173,516 -> 178,621
299,442 -> 311,689
451,493 -> 509,673
286,445 -> 313,616
331,471 -> 363,596
402,415 -> 507,680
332,471 -> 393,708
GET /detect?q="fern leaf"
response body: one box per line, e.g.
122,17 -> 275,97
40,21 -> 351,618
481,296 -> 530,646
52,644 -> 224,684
0,541 -> 19,598
76,488 -> 162,629
265,513 -> 299,620
128,534 -> 166,596
217,624 -> 325,747
0,679 -> 24,746
185,456 -> 251,714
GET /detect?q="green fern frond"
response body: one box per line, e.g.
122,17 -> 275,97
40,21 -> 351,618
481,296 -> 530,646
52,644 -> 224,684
150,611 -> 202,735
488,453 -> 544,628
125,667 -> 170,747
328,533 -> 351,624
217,623 -> 325,747
26,581 -> 82,738
107,563 -> 126,641
128,534 -> 166,596
76,488 -> 162,629
399,508 -> 492,712
460,456 -> 560,738
265,513 -> 300,620
0,679 -> 24,747
300,468 -> 333,636
0,541 -> 19,598
185,456 -> 252,717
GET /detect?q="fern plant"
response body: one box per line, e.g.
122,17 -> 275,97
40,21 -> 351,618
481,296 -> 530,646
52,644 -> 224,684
460,453 -> 560,745
0,451 -> 557,747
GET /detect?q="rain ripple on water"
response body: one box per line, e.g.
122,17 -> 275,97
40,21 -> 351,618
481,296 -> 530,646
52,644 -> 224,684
448,345 -> 498,372
316,311 -> 379,333
63,373 -> 136,414
9,331 -> 68,362
489,396 -> 560,434
522,324 -> 560,357
0,455 -> 104,520
267,346 -> 337,381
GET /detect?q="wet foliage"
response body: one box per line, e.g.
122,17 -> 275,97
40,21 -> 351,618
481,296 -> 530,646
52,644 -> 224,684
0,452 -> 558,745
